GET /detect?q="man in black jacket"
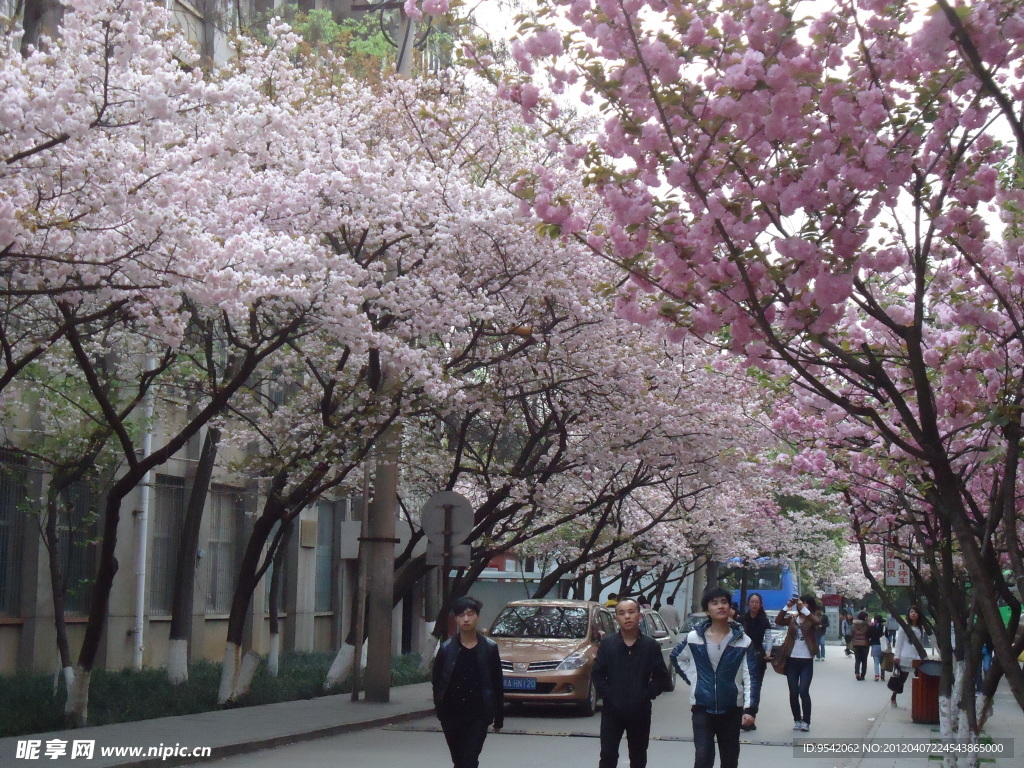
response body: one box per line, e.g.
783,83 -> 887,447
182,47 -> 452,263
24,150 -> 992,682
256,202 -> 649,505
593,597 -> 672,768
432,595 -> 504,768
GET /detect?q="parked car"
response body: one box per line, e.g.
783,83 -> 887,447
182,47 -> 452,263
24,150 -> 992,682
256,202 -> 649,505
640,608 -> 678,690
488,599 -> 615,716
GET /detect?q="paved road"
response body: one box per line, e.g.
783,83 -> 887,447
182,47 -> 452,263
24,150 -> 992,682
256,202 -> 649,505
192,653 -> 894,768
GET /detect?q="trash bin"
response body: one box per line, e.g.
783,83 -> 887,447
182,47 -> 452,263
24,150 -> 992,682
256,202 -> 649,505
912,660 -> 941,724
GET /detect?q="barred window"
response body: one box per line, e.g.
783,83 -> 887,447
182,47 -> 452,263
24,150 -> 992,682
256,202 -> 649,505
59,480 -> 97,615
0,451 -> 27,617
206,485 -> 245,614
149,475 -> 186,615
314,500 -> 336,613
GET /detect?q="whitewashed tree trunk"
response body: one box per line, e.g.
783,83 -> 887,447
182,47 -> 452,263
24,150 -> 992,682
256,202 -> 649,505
218,642 -> 242,704
54,664 -> 75,695
168,638 -> 189,685
267,632 -> 280,677
420,622 -> 441,672
324,641 -> 367,689
65,667 -> 90,726
218,643 -> 262,704
235,651 -> 260,697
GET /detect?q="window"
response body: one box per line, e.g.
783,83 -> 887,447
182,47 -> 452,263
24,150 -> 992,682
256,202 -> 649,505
58,480 -> 97,615
206,486 -> 246,614
0,451 -> 27,617
314,500 -> 336,613
149,476 -> 185,615
490,605 -> 590,639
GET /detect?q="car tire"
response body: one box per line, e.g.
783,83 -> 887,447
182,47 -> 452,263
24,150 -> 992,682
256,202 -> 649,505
667,662 -> 677,691
578,680 -> 598,716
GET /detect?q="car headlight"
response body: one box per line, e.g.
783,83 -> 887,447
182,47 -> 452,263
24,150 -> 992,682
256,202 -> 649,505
556,652 -> 588,671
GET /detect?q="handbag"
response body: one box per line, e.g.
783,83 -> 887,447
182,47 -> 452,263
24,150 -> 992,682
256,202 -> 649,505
771,625 -> 795,675
881,650 -> 895,673
887,664 -> 908,694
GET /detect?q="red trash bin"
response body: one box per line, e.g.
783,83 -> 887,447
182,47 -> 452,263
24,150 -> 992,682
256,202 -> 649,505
911,660 -> 941,725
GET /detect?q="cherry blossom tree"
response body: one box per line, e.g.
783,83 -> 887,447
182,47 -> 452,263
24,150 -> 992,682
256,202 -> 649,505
488,0 -> 1024,720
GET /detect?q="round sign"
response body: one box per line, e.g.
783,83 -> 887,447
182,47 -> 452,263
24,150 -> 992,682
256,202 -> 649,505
420,491 -> 474,540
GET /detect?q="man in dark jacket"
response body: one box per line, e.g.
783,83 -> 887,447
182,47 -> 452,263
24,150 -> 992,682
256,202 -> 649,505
432,595 -> 504,768
593,597 -> 672,768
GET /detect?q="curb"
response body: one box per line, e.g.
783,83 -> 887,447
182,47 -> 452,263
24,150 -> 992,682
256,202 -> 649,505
114,708 -> 436,768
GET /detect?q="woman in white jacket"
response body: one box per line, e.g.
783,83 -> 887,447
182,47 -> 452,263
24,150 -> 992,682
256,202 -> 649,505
890,605 -> 926,707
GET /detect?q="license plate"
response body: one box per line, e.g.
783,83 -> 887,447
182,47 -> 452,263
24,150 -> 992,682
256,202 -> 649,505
503,676 -> 537,691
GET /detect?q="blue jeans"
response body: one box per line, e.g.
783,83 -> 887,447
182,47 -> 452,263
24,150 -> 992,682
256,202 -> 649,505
816,634 -> 825,659
786,657 -> 814,725
692,707 -> 742,768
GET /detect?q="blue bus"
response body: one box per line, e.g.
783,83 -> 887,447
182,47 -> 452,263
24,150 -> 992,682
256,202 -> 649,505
720,557 -> 798,614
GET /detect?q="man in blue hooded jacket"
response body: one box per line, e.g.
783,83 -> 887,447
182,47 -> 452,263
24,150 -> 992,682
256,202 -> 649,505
671,587 -> 757,768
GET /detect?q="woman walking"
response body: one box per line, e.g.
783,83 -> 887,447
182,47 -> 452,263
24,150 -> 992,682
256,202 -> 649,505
775,594 -> 821,732
851,611 -> 870,680
891,605 -> 926,708
868,614 -> 886,681
739,592 -> 772,732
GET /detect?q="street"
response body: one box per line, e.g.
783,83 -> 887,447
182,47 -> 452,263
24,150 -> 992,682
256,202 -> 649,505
190,651 -> 894,768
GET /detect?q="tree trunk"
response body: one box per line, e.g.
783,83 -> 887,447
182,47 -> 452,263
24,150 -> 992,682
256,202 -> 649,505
19,0 -> 63,56
168,428 -> 220,684
266,520 -> 291,678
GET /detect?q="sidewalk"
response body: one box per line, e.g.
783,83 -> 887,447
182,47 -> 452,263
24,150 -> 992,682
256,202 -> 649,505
0,682 -> 436,768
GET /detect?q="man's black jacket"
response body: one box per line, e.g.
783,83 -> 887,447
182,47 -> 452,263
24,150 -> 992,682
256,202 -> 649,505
592,632 -> 671,713
432,633 -> 504,728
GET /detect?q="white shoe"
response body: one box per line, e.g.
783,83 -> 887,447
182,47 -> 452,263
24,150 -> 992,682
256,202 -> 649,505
799,722 -> 810,731
793,721 -> 805,731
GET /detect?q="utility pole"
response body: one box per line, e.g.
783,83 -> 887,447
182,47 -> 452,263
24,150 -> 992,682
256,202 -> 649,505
363,425 -> 400,702
351,0 -> 417,706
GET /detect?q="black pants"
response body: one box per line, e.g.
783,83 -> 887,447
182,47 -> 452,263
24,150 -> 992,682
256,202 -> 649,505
439,714 -> 491,768
786,657 -> 814,725
599,705 -> 652,768
692,707 -> 742,768
853,646 -> 869,678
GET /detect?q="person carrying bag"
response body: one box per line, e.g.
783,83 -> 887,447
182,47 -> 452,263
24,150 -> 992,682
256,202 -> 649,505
886,663 -> 909,695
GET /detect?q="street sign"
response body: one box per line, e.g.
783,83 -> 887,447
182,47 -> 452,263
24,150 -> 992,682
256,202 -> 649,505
426,542 -> 471,568
421,491 -> 473,568
884,547 -> 912,586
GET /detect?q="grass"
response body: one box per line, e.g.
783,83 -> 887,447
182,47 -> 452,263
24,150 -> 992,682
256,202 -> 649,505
0,651 -> 430,738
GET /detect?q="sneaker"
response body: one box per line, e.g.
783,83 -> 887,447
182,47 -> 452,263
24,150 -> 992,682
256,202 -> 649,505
740,723 -> 757,732
799,722 -> 810,731
874,675 -> 880,681
793,721 -> 805,731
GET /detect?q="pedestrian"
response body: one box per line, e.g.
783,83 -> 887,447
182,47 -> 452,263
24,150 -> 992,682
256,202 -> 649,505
891,605 -> 926,708
841,612 -> 853,656
671,587 -> 756,768
605,593 -> 620,608
738,592 -> 771,732
813,608 -> 829,661
660,596 -> 682,632
851,611 -> 870,680
869,614 -> 886,681
775,594 -> 821,732
885,613 -> 898,646
432,596 -> 504,768
593,597 -> 672,768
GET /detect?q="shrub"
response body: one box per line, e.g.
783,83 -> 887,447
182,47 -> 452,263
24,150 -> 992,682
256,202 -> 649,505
0,652 -> 429,738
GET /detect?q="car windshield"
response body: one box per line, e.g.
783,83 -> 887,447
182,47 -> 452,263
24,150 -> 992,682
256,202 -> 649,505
490,606 -> 590,639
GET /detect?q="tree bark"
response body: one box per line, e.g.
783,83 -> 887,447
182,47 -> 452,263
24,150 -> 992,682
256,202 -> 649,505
168,428 -> 220,684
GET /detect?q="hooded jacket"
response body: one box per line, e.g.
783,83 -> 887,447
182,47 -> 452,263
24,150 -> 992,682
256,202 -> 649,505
670,620 -> 755,714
